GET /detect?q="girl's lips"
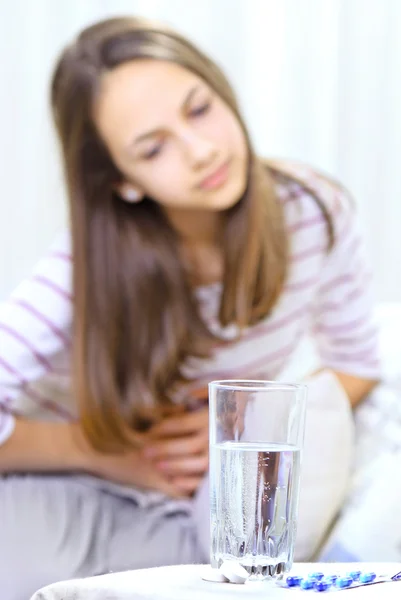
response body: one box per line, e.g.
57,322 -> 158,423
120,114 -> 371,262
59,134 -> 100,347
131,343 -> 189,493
198,160 -> 230,190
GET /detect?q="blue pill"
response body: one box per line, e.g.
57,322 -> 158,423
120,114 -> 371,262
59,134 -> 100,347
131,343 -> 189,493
336,576 -> 353,588
348,570 -> 361,581
286,575 -> 302,587
314,580 -> 331,592
324,575 -> 338,584
360,572 -> 376,584
300,578 -> 315,590
308,572 -> 324,581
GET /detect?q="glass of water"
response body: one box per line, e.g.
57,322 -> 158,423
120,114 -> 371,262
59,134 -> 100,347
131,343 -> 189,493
209,380 -> 307,580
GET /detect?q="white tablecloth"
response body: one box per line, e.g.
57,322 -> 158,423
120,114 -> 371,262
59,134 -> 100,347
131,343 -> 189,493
32,563 -> 401,599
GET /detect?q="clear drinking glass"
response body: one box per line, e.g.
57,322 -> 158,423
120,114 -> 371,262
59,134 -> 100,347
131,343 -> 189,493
209,380 -> 307,580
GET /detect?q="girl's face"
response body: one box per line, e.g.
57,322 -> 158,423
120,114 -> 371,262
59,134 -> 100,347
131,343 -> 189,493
94,59 -> 248,213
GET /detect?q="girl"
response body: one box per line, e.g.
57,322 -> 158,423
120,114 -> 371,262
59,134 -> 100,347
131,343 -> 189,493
0,16 -> 380,599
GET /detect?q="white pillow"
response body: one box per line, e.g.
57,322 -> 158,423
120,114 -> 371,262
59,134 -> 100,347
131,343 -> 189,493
319,380 -> 401,561
294,370 -> 355,560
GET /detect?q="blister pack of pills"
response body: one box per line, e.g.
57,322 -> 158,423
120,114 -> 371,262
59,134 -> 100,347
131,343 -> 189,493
278,569 -> 401,592
201,563 -> 401,592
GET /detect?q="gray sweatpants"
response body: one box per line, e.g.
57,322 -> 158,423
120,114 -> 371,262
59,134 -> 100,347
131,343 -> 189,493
0,473 -> 209,600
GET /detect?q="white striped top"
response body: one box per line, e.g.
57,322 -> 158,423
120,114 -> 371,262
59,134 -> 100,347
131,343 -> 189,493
0,161 -> 381,444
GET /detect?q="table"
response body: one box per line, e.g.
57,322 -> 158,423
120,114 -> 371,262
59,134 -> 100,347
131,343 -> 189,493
31,563 -> 401,599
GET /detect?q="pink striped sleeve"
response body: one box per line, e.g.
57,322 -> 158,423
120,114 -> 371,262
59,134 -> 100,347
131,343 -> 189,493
312,190 -> 381,379
0,230 -> 73,443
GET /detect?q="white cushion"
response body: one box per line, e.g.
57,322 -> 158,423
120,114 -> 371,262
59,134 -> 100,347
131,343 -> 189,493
294,370 -> 354,560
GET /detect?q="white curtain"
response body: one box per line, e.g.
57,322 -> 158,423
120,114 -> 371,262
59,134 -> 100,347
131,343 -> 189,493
1,0 -> 400,301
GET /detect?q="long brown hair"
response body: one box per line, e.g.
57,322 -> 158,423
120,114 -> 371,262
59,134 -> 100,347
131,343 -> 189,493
50,17 -> 308,451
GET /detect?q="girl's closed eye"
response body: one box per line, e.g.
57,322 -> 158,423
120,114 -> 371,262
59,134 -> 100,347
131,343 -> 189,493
142,142 -> 164,160
140,100 -> 212,160
190,101 -> 211,118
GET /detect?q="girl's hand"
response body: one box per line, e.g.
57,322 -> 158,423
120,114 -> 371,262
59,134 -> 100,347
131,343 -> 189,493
76,427 -> 182,497
144,406 -> 209,496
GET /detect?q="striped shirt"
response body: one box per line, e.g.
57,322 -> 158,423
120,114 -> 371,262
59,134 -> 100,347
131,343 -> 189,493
0,161 -> 381,444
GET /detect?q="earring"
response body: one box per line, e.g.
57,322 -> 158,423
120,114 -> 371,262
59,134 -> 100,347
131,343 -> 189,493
124,188 -> 141,203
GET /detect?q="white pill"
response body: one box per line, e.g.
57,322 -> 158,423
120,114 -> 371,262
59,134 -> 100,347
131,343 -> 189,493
201,566 -> 229,583
219,561 -> 249,584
